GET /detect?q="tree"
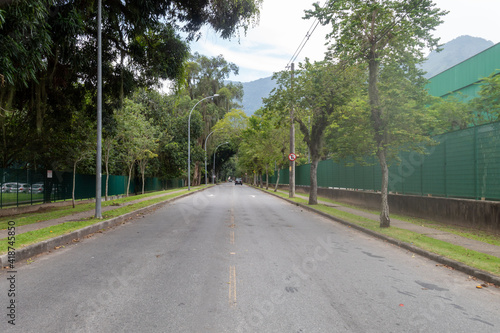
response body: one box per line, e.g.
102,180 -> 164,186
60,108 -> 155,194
267,60 -> 363,204
208,108 -> 247,181
0,0 -> 51,89
211,109 -> 248,144
137,148 -> 159,194
426,95 -> 473,134
185,53 -> 241,104
307,0 -> 447,227
115,98 -> 158,196
175,53 -> 243,185
236,109 -> 290,190
471,72 -> 500,123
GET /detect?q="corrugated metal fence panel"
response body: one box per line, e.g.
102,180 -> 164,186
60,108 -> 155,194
476,122 -> 500,199
318,159 -> 334,187
392,151 -> 424,195
107,174 -> 130,196
446,127 -> 476,198
422,137 -> 447,197
355,161 -> 378,191
74,173 -> 94,199
352,162 -> 364,190
165,178 -> 184,188
281,168 -> 290,185
336,162 -> 351,188
271,121 -> 499,201
296,164 -> 310,186
143,177 -> 163,192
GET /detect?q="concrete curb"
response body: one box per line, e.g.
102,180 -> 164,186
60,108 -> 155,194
257,187 -> 500,286
1,188 -> 209,269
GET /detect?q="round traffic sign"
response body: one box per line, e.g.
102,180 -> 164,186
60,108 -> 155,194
288,153 -> 297,161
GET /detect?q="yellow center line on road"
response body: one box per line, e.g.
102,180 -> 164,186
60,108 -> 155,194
229,265 -> 237,306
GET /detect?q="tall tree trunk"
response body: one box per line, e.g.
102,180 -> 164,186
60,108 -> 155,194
265,165 -> 269,190
104,144 -> 110,201
120,51 -> 125,108
72,156 -> 84,208
142,169 -> 145,194
378,149 -> 390,227
197,164 -> 202,185
274,167 -> 280,192
35,77 -> 46,135
259,172 -> 263,188
192,161 -> 199,186
72,160 -> 77,208
368,55 -> 391,227
138,158 -> 148,194
126,162 -> 134,197
309,157 -> 319,205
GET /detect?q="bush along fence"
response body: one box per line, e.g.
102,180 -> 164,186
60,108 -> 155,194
270,121 -> 500,201
0,168 -> 184,209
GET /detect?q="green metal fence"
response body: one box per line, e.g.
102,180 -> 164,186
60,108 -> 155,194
0,169 -> 184,209
270,121 -> 500,201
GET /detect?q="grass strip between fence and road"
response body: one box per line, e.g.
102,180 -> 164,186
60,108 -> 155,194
265,188 -> 500,277
0,186 -> 209,255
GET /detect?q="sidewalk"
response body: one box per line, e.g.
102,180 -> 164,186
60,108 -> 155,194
275,190 -> 500,259
0,189 -> 188,239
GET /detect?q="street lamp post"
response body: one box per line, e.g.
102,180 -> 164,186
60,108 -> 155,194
213,142 -> 229,185
204,130 -> 215,186
95,0 -> 102,218
188,94 -> 219,190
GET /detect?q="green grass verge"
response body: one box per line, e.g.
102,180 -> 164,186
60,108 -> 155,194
263,188 -> 500,276
271,188 -> 500,246
0,187 -> 194,230
0,187 -> 208,254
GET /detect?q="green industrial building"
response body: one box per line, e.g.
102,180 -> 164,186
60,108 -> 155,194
426,42 -> 500,100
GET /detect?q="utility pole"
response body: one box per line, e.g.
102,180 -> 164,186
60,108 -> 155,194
95,0 -> 102,218
289,63 -> 295,198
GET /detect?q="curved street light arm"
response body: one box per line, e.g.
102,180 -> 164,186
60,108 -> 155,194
212,141 -> 229,185
188,94 -> 219,190
204,130 -> 216,186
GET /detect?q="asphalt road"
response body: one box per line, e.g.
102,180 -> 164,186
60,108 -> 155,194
1,183 -> 500,332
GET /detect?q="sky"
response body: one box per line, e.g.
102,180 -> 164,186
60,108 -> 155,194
189,0 -> 500,83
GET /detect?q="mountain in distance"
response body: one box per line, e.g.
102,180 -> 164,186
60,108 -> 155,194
422,35 -> 493,78
237,35 -> 494,116
237,76 -> 277,116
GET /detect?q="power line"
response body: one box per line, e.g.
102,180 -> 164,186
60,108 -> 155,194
285,18 -> 320,69
285,1 -> 328,70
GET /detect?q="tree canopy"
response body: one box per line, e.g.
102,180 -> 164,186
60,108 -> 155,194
0,0 -> 261,170
266,60 -> 365,203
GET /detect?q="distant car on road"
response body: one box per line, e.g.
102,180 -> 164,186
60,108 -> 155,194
235,178 -> 243,185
